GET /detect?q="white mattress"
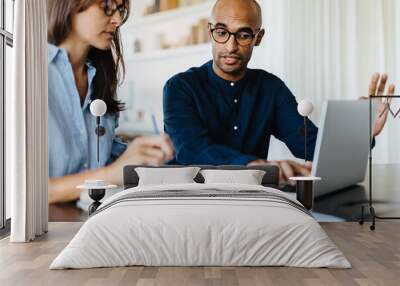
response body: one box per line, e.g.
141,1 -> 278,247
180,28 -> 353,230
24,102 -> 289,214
50,183 -> 351,269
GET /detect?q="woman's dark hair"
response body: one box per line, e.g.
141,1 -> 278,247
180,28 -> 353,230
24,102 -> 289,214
47,0 -> 130,114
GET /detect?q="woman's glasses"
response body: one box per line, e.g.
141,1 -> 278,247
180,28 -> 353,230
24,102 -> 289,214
102,0 -> 129,23
208,23 -> 261,46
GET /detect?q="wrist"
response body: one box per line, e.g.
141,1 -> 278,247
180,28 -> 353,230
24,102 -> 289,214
101,164 -> 118,186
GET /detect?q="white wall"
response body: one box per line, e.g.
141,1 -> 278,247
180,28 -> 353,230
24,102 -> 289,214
118,0 -> 214,134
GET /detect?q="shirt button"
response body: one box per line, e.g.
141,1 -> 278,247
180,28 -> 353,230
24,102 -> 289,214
230,82 -> 235,87
80,130 -> 84,135
234,99 -> 238,103
233,126 -> 238,131
84,164 -> 88,168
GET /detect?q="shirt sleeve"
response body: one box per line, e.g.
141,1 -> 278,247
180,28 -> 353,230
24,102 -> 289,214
106,113 -> 128,165
163,78 -> 258,165
273,83 -> 319,161
107,137 -> 127,165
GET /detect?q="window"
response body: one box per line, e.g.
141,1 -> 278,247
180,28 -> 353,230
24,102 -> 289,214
1,0 -> 14,230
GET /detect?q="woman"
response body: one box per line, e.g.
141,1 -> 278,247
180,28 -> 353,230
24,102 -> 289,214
47,0 -> 174,203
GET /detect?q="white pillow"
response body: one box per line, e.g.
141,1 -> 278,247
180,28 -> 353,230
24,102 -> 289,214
135,167 -> 201,186
200,169 -> 266,185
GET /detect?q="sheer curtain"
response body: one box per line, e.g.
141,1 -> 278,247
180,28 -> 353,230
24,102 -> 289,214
8,0 -> 48,242
259,0 -> 400,163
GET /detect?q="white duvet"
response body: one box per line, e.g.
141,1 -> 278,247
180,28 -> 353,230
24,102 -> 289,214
50,183 -> 351,269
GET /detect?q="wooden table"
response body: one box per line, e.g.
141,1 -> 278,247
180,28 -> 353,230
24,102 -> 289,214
313,163 -> 400,221
49,202 -> 88,222
1,222 -> 399,286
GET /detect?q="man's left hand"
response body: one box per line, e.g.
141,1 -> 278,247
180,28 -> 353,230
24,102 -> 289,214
361,73 -> 396,137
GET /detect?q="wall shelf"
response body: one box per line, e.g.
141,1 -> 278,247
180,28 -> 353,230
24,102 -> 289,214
116,125 -> 155,137
128,43 -> 211,62
123,0 -> 214,29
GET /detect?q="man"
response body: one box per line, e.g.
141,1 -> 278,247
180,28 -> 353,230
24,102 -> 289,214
163,0 -> 395,183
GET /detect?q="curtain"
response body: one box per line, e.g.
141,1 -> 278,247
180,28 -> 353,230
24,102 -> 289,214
8,0 -> 48,242
258,0 -> 400,163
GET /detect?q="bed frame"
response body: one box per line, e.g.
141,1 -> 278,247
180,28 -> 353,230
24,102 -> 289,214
123,165 -> 280,189
88,165 -> 280,215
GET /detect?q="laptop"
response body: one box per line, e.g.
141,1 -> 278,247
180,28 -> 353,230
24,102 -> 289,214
311,100 -> 379,197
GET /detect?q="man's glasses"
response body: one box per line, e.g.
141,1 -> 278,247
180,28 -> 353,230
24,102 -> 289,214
208,23 -> 261,46
102,0 -> 129,23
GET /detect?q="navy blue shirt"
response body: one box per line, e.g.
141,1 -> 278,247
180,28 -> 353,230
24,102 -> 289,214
163,61 -> 318,165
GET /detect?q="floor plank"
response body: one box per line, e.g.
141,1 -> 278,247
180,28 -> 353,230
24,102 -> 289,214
0,222 -> 399,286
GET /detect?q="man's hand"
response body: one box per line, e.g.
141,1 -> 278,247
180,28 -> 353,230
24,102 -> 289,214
360,73 -> 396,137
247,159 -> 312,185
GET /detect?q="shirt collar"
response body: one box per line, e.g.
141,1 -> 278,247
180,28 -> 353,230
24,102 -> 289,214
206,60 -> 249,91
48,43 -> 97,111
82,62 -> 97,111
48,43 -> 96,69
48,43 -> 67,64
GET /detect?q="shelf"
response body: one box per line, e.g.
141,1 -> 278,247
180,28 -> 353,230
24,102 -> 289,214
116,123 -> 155,137
127,43 -> 211,62
123,0 -> 214,28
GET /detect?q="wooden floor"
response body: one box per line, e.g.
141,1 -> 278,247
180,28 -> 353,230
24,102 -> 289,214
0,222 -> 399,286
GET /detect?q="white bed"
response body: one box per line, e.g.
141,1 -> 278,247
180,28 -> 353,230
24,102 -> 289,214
50,183 -> 351,269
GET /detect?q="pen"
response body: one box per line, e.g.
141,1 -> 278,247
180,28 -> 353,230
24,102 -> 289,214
151,113 -> 161,135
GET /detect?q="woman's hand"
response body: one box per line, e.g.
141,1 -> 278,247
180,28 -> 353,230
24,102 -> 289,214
106,135 -> 175,184
125,134 -> 175,165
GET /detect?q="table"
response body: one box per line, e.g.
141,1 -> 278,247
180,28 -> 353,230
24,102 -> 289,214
313,163 -> 400,221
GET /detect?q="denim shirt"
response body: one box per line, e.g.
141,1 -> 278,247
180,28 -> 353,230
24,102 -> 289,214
48,44 -> 127,177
